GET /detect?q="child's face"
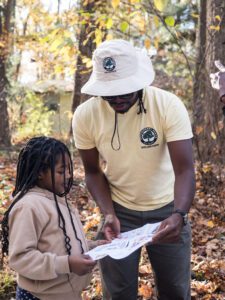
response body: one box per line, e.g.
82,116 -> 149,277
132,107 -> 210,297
37,153 -> 72,196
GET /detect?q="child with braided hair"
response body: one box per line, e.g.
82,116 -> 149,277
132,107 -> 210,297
0,136 -> 107,300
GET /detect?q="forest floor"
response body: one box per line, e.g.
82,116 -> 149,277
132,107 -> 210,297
0,152 -> 224,300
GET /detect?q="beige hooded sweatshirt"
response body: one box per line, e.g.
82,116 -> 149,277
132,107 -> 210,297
8,187 -> 91,300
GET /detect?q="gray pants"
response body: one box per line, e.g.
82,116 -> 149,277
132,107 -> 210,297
98,201 -> 191,300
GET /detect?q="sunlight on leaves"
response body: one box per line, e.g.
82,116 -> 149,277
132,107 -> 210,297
210,25 -> 220,31
111,0 -> 120,9
210,132 -> 217,140
191,13 -> 199,19
130,0 -> 141,3
153,15 -> 159,28
144,38 -> 151,49
154,37 -> 159,50
106,18 -> 113,29
153,0 -> 168,12
215,15 -> 221,22
95,28 -> 103,45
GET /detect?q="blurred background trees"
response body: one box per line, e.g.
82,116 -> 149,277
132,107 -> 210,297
193,0 -> 225,165
0,0 -> 225,169
1,2 -> 225,298
0,0 -> 15,147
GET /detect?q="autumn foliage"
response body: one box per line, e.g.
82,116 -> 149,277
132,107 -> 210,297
0,153 -> 224,300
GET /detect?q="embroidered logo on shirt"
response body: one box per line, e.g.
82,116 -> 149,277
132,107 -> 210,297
140,127 -> 158,146
103,57 -> 116,72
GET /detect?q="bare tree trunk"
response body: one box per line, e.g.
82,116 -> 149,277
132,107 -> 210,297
0,0 -> 15,148
0,57 -> 11,147
71,1 -> 107,114
71,8 -> 96,114
193,0 -> 225,164
69,1 -> 107,138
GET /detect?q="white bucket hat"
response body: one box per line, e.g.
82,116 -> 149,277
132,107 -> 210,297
81,39 -> 155,96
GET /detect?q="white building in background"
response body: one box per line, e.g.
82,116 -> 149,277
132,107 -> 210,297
18,50 -> 74,136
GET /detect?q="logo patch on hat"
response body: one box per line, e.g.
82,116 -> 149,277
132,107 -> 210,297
103,57 -> 116,72
140,128 -> 158,145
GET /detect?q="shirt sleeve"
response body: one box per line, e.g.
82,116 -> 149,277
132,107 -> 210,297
164,95 -> 193,142
8,205 -> 70,280
72,107 -> 96,149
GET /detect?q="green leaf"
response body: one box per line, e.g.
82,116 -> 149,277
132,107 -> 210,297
120,21 -> 129,33
106,18 -> 113,29
165,16 -> 175,27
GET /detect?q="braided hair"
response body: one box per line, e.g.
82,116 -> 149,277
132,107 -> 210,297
1,136 -> 84,260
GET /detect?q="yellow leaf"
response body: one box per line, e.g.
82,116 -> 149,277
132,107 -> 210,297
86,60 -> 93,68
95,29 -> 103,45
215,15 -> 221,21
144,38 -> 151,49
211,132 -> 217,140
154,37 -> 159,50
191,13 -> 199,19
111,0 -> 120,9
202,164 -> 212,174
106,18 -> 113,29
207,220 -> 215,228
54,65 -> 63,74
153,15 -> 159,28
49,38 -> 63,52
154,0 -> 168,12
210,25 -> 220,31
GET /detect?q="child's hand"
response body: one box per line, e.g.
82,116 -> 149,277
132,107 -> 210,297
68,254 -> 96,276
88,239 -> 110,250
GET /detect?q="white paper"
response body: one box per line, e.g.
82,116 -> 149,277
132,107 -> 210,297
86,222 -> 161,260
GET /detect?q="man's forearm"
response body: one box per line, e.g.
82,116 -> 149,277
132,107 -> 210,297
173,170 -> 196,213
85,172 -> 115,216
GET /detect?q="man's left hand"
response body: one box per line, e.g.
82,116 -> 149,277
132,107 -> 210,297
151,214 -> 184,244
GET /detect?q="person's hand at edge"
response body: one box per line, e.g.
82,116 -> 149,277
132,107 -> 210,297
103,213 -> 120,241
68,254 -> 96,276
151,213 -> 184,244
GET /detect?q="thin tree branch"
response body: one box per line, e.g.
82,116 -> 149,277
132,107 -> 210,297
146,1 -> 194,80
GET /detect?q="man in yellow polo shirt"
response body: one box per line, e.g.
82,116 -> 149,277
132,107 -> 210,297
72,39 -> 195,300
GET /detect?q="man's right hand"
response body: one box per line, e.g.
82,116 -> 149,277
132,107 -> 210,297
68,254 -> 96,275
103,214 -> 121,241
